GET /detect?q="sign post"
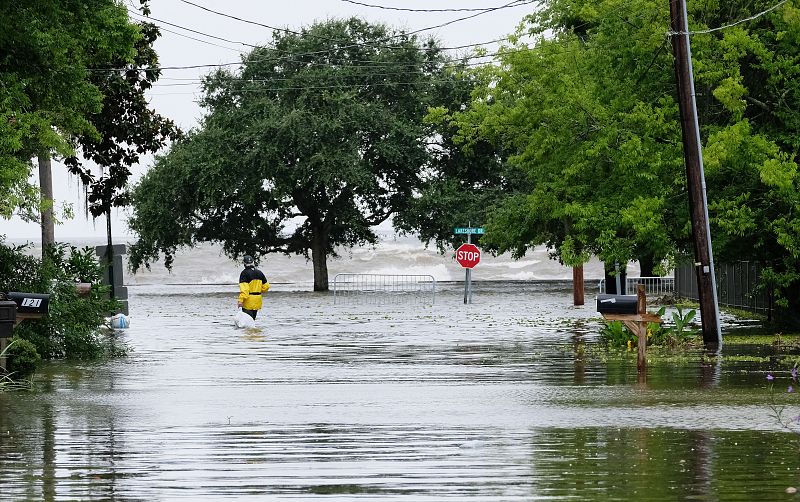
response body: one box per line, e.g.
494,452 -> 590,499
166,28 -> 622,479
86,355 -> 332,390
454,227 -> 483,304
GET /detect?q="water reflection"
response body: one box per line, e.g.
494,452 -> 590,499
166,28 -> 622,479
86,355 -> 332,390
0,282 -> 798,500
529,428 -> 800,500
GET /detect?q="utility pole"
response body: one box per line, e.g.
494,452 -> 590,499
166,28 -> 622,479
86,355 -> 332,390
106,208 -> 115,300
38,153 -> 55,258
669,0 -> 722,347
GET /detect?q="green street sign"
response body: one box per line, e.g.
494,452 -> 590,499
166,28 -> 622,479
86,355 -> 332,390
454,227 -> 484,235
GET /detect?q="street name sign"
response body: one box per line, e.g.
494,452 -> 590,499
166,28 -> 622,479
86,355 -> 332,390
454,227 -> 484,235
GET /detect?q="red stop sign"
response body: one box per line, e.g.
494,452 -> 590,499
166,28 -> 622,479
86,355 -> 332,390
456,243 -> 481,269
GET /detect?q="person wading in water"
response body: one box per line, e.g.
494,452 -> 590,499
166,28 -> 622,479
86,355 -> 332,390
237,255 -> 270,320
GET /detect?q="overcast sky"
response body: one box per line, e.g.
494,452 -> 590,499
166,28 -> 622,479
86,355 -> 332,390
6,0 -> 536,241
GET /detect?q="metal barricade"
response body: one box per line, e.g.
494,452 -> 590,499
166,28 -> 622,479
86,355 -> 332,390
598,276 -> 675,297
332,274 -> 436,306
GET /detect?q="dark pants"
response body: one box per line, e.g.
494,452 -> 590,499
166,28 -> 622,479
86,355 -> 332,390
242,308 -> 258,320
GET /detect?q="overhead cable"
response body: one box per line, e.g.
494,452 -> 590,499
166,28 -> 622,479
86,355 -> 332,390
668,0 -> 789,36
175,0 -> 533,49
127,8 -> 257,48
134,18 -> 242,52
339,0 -> 533,13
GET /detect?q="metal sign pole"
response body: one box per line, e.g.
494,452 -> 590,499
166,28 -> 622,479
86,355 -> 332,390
454,225 -> 482,305
464,230 -> 472,304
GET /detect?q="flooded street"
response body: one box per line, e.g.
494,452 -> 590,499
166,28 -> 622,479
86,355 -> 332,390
2,281 -> 799,500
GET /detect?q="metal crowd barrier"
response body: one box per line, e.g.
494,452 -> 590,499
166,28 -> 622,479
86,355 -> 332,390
332,274 -> 437,306
598,277 -> 675,297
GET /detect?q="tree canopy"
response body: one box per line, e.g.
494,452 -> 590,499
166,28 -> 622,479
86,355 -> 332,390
64,9 -> 180,219
129,18 -> 462,290
443,0 -> 800,307
0,0 -> 142,221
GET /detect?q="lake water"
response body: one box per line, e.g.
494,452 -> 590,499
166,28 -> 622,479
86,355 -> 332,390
1,241 -> 798,500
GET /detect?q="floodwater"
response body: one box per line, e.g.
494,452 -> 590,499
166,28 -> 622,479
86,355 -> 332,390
1,281 -> 799,501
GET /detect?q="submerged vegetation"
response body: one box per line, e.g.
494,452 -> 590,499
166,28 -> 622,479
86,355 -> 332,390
599,306 -> 700,350
0,341 -> 33,391
0,239 -> 122,384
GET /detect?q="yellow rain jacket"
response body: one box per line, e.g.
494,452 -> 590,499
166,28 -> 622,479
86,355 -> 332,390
238,267 -> 270,310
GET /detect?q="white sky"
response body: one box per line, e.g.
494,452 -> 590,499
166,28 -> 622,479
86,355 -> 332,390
5,0 -> 535,241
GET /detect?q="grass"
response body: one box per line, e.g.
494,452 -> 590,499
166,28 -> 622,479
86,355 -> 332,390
0,341 -> 33,392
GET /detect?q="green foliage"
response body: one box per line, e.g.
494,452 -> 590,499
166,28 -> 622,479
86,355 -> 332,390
0,0 -> 146,220
65,8 -> 180,218
599,306 -> 698,349
450,0 -> 684,270
129,18 -> 461,290
6,336 -> 41,379
599,320 -> 637,348
647,307 -> 698,347
0,239 -> 119,364
0,341 -> 32,391
670,307 -> 697,338
393,68 -> 515,252
448,0 -> 800,310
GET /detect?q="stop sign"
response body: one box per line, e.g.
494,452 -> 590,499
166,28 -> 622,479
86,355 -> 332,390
456,243 -> 481,269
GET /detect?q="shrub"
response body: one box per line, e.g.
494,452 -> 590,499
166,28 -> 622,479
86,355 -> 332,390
599,307 -> 699,350
599,320 -> 637,349
0,238 -> 120,369
6,336 -> 40,379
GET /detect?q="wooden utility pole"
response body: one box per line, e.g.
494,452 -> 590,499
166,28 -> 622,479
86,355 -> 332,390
38,153 -> 55,256
669,0 -> 722,347
572,265 -> 584,306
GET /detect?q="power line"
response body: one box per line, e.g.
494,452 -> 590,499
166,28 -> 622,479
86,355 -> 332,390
339,0 -> 533,13
127,8 -> 257,48
140,20 -> 242,52
148,63 -> 488,87
114,4 -> 523,73
89,48 -> 495,73
176,0 -> 302,35
175,0 -> 531,51
404,0 -> 536,37
147,77 -> 469,96
104,1 -> 655,76
86,38 -> 507,73
668,0 -> 790,36
145,34 -> 672,94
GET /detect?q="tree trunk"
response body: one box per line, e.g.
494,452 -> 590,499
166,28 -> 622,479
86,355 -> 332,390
38,153 -> 55,258
311,230 -> 329,291
638,253 -> 656,278
572,265 -> 584,306
603,262 -> 627,295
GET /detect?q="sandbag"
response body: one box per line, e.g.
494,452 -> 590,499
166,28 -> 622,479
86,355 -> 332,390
111,313 -> 130,329
234,309 -> 255,328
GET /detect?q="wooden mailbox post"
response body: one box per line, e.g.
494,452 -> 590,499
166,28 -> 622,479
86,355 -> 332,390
599,284 -> 663,374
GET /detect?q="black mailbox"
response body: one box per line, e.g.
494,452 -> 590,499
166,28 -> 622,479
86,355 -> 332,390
8,292 -> 50,316
596,294 -> 639,315
0,300 -> 15,338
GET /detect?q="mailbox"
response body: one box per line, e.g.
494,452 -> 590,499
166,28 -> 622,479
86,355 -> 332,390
8,292 -> 50,317
0,300 -> 15,338
596,294 -> 639,315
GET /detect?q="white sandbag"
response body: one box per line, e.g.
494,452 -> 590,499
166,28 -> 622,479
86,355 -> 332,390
111,313 -> 130,329
234,310 -> 255,328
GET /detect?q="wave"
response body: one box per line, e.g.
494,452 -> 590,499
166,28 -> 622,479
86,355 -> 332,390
9,235 -> 639,286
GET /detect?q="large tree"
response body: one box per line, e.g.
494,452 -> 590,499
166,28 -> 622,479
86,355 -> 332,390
450,0 -> 686,278
129,18 -> 453,290
0,0 -> 142,228
64,6 -> 180,221
448,0 -> 800,309
392,66 -> 517,252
